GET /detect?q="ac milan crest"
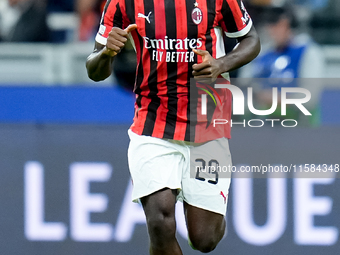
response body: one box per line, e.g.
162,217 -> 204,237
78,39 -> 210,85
192,2 -> 203,25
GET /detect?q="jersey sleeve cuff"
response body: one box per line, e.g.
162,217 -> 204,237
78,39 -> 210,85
224,19 -> 253,38
95,33 -> 108,46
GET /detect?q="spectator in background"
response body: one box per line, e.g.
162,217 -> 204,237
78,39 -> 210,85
0,0 -> 49,42
77,0 -> 105,41
295,0 -> 329,10
46,0 -> 75,42
251,6 -> 324,79
47,0 -> 74,12
240,5 -> 325,125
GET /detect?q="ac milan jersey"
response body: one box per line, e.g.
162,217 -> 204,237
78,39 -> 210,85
96,0 -> 252,142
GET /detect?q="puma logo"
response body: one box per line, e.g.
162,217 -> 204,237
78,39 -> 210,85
220,191 -> 227,204
138,12 -> 152,24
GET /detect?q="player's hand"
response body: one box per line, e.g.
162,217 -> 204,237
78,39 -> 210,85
192,49 -> 223,84
103,24 -> 137,57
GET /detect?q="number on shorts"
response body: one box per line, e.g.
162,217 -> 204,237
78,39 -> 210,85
195,158 -> 219,185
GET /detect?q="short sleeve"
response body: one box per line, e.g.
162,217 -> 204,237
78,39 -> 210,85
219,0 -> 252,38
95,0 -> 125,45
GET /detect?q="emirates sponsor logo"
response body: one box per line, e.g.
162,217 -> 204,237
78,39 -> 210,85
143,36 -> 202,63
143,36 -> 202,50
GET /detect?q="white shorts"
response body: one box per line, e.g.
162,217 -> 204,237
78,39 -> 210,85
127,129 -> 232,216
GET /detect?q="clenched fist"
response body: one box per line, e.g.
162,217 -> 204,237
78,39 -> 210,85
103,24 -> 137,57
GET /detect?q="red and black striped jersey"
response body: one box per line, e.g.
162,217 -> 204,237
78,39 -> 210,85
96,0 -> 252,142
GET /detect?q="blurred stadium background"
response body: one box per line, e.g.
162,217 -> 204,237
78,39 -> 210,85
0,0 -> 339,254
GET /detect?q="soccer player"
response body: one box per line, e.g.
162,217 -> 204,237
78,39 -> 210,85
86,0 -> 260,254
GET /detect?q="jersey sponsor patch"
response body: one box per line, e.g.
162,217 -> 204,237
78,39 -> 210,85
99,24 -> 106,35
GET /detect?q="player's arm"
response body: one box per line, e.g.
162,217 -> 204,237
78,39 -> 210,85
86,25 -> 137,82
220,25 -> 260,73
192,25 -> 260,81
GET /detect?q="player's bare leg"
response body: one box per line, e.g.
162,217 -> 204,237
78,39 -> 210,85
184,202 -> 225,253
141,188 -> 182,255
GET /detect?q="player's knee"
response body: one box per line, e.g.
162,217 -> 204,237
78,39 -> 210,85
146,212 -> 176,240
189,235 -> 218,253
189,227 -> 224,253
147,214 -> 176,250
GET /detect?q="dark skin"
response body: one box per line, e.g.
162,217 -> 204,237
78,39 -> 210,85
86,24 -> 260,255
86,24 -> 138,81
140,189 -> 226,255
192,26 -> 260,83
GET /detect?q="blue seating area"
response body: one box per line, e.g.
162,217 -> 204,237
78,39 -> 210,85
0,86 -> 135,124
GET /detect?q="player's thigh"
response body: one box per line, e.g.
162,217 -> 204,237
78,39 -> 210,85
184,201 -> 225,237
141,188 -> 178,217
141,188 -> 178,238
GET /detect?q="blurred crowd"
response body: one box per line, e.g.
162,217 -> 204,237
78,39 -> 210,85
0,0 -> 106,42
0,0 -> 338,43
